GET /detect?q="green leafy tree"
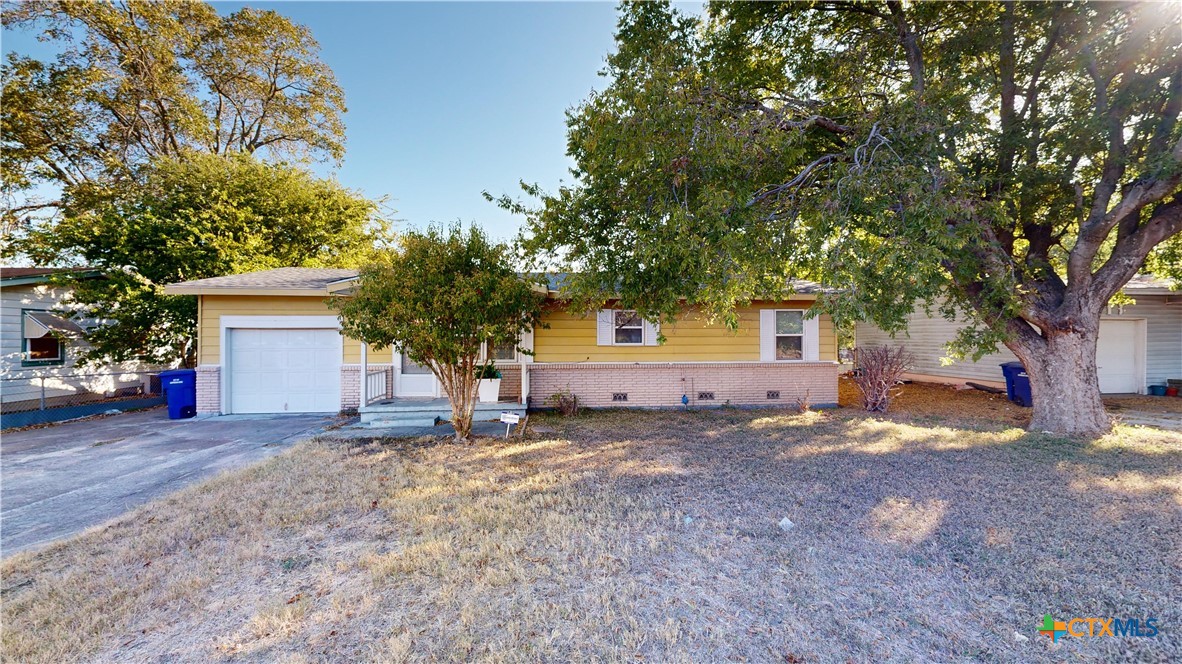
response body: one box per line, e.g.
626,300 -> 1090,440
1,0 -> 346,228
497,1 -> 1182,435
15,153 -> 391,367
335,225 -> 546,442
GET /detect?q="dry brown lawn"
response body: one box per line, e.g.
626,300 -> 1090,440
837,375 -> 1182,426
3,397 -> 1180,662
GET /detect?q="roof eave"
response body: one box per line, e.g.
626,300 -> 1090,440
1125,288 -> 1177,296
0,270 -> 104,287
325,277 -> 359,294
163,286 -> 332,297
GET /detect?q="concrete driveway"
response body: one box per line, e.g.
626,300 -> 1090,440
1,408 -> 334,556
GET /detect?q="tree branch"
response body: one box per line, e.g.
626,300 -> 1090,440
747,154 -> 843,208
1093,194 -> 1182,302
886,1 -> 925,95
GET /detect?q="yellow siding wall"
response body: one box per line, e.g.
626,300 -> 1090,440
197,295 -> 393,365
198,295 -> 836,366
534,302 -> 837,363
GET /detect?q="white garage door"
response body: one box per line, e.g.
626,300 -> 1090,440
1096,319 -> 1140,394
229,328 -> 341,413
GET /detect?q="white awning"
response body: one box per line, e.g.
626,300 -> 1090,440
23,311 -> 85,339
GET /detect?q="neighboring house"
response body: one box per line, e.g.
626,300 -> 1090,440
855,275 -> 1181,394
163,267 -> 841,414
0,267 -> 161,413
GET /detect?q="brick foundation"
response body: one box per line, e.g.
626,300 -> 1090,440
496,363 -> 523,401
340,365 -> 361,411
196,365 -> 221,414
526,362 -> 839,409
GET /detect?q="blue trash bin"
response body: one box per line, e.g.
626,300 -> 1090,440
1000,362 -> 1020,401
999,361 -> 1032,407
159,369 -> 197,419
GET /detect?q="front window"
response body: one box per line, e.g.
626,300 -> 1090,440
614,310 -> 643,345
775,310 -> 804,360
490,340 -> 517,361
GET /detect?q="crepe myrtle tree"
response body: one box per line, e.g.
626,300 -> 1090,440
494,1 -> 1182,435
335,224 -> 546,441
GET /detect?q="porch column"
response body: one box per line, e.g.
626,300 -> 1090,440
360,342 -> 368,406
521,363 -> 529,405
521,327 -> 534,406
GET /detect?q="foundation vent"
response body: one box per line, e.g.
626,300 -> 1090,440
767,390 -> 780,400
697,391 -> 715,401
612,392 -> 628,402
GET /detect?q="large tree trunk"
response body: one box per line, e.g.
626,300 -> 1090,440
449,389 -> 476,441
436,362 -> 479,442
1007,328 -> 1110,436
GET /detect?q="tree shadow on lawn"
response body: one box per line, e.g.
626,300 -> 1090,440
5,409 -> 1175,664
528,408 -> 1182,662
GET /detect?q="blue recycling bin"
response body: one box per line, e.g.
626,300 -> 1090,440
159,369 -> 197,419
999,362 -> 1032,407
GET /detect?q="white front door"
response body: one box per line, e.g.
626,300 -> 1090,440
396,351 -> 438,397
1096,319 -> 1140,394
229,328 -> 341,413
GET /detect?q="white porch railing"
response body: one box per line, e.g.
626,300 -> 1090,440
365,369 -> 388,404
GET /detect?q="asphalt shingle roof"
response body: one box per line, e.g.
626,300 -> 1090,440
167,267 -> 359,292
1123,274 -> 1177,292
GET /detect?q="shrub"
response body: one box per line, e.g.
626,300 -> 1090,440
794,389 -> 811,414
852,345 -> 914,412
477,364 -> 502,380
545,388 -> 579,417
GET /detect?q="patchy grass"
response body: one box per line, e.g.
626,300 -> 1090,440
2,409 -> 1180,662
838,375 -> 1181,428
1106,394 -> 1182,415
838,375 -> 1032,427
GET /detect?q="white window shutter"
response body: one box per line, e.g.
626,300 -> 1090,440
596,309 -> 614,346
803,315 -> 820,361
642,319 -> 660,346
759,309 -> 776,362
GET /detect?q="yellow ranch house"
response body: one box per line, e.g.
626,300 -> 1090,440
164,267 -> 840,415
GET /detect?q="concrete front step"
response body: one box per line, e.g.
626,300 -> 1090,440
359,398 -> 525,427
356,417 -> 440,428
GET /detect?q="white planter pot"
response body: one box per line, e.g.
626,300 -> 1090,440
478,378 -> 502,403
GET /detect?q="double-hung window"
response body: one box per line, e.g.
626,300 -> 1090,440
596,309 -> 659,346
613,310 -> 644,345
774,310 -> 804,360
759,308 -> 819,362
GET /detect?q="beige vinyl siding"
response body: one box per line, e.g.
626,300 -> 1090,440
2,283 -> 157,403
534,302 -> 837,363
1134,296 -> 1182,386
197,295 -> 393,365
855,295 -> 1180,387
1,283 -> 72,373
856,311 -> 1017,383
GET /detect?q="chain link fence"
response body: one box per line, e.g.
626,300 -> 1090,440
1,370 -> 166,429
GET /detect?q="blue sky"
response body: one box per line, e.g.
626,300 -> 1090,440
3,1 -> 702,242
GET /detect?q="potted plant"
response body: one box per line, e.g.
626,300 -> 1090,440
477,364 -> 502,403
